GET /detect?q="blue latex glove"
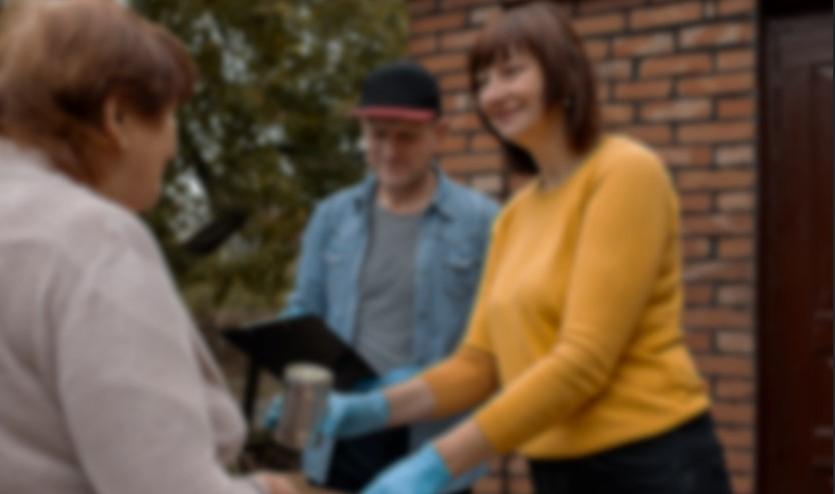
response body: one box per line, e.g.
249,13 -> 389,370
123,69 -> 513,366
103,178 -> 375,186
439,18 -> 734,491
352,366 -> 421,392
262,394 -> 284,430
362,444 -> 452,494
262,390 -> 390,439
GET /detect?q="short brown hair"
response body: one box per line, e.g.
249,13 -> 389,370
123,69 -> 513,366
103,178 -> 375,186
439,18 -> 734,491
468,2 -> 601,174
0,0 -> 196,184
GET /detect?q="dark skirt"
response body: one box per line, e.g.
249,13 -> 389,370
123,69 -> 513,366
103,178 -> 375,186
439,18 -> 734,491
527,413 -> 733,494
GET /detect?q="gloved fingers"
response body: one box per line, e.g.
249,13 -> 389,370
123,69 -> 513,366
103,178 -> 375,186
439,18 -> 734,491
361,445 -> 451,494
262,394 -> 284,430
314,393 -> 343,436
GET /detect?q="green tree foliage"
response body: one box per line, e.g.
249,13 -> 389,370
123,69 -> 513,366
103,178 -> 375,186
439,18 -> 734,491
134,0 -> 407,317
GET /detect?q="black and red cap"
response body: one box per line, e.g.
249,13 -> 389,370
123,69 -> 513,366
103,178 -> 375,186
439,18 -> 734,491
351,60 -> 441,122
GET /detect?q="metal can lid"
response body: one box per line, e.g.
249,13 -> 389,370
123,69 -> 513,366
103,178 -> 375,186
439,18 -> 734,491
283,362 -> 333,385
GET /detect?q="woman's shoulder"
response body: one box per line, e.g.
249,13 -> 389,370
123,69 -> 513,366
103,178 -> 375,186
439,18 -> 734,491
590,134 -> 672,189
1,167 -> 159,266
597,134 -> 666,172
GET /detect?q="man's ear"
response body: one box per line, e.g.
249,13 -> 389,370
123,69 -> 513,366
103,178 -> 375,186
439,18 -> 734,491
100,94 -> 129,152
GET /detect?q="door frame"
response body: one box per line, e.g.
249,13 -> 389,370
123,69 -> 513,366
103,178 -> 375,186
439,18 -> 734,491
756,6 -> 833,494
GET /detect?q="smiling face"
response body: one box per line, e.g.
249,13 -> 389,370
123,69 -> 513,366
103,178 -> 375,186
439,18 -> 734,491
475,48 -> 559,148
360,116 -> 442,194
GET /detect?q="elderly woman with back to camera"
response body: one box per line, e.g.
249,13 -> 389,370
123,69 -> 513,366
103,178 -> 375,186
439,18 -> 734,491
0,1 -> 297,493
282,3 -> 735,494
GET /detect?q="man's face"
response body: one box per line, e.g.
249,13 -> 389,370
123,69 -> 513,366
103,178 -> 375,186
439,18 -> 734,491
360,117 -> 442,192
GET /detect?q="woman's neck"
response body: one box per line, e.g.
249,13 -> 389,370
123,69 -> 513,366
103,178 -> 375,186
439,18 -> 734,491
522,118 -> 584,189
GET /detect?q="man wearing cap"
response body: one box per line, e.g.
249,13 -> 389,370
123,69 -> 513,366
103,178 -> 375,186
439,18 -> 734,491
272,60 -> 498,492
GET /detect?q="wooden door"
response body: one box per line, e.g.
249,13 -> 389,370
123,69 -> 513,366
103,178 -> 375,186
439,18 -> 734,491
759,13 -> 833,494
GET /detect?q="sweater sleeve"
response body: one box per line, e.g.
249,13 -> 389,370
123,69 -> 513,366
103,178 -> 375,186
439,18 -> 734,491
472,155 -> 675,453
421,345 -> 499,418
52,219 -> 261,494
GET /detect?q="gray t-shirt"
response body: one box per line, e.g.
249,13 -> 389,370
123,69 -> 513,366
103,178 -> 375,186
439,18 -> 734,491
354,206 -> 422,373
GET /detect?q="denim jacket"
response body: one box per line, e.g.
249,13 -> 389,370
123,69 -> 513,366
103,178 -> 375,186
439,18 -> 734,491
281,167 -> 498,488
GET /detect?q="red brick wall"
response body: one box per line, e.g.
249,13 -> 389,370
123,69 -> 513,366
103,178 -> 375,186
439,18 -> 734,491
408,1 -> 758,493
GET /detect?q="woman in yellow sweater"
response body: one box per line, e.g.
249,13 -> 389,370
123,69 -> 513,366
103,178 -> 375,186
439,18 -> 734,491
269,3 -> 733,493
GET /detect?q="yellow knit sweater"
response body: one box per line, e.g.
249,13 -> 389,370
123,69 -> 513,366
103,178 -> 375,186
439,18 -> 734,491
423,134 -> 709,459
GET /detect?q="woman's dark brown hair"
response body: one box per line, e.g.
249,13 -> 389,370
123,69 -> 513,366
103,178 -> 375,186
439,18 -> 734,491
468,2 -> 601,174
0,0 -> 196,185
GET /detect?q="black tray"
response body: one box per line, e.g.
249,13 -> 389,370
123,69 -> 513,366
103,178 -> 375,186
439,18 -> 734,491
222,314 -> 376,392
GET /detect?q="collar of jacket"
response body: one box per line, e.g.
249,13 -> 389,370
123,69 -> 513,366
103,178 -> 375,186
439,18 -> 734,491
350,163 -> 454,220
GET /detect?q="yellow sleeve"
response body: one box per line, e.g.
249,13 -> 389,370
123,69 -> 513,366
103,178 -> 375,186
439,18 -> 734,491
474,154 -> 674,453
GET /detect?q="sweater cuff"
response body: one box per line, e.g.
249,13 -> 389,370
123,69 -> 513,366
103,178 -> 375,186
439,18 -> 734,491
422,345 -> 497,418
